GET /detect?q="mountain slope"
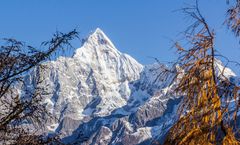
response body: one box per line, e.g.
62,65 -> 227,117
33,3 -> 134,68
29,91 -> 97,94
24,28 -> 238,145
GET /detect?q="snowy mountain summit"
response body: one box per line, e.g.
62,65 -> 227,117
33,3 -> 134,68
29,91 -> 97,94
26,28 -> 237,144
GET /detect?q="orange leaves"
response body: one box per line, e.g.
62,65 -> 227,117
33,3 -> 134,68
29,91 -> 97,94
179,127 -> 202,145
165,22 -> 240,145
223,128 -> 240,145
175,42 -> 185,52
164,1 -> 240,144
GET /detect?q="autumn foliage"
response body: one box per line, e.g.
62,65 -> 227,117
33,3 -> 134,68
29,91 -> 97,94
164,1 -> 240,144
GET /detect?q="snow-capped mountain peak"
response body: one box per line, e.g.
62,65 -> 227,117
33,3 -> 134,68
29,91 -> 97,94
24,28 -> 239,144
33,28 -> 143,124
89,28 -> 116,48
74,28 -> 118,58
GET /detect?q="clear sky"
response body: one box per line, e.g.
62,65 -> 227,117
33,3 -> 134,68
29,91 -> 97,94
0,0 -> 239,70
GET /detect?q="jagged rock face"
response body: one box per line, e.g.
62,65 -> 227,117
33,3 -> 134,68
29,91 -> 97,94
25,28 -> 237,144
39,28 -> 143,121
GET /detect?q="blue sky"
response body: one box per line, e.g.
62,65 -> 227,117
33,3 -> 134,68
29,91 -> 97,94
0,0 -> 239,70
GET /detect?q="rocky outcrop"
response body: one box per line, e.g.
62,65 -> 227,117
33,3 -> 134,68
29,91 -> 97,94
23,28 -> 237,144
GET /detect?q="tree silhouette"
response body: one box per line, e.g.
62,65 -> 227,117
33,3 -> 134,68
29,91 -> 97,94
0,30 -> 78,144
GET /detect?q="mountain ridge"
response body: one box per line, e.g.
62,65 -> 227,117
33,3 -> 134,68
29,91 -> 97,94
24,28 -> 238,144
